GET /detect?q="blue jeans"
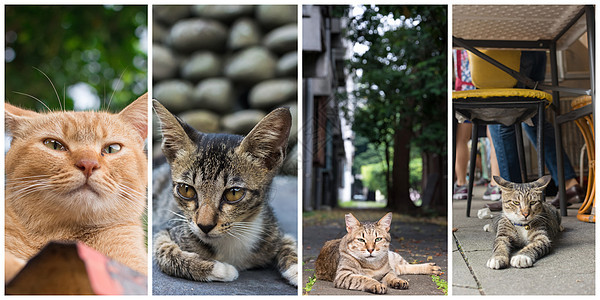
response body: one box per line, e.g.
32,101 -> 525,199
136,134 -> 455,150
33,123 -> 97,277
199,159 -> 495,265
488,51 -> 576,185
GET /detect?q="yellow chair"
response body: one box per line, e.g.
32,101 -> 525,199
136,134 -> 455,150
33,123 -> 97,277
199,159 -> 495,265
453,50 -> 553,217
571,95 -> 595,223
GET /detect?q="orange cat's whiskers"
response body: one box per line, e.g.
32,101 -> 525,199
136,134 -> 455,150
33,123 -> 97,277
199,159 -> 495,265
11,91 -> 52,112
33,67 -> 63,112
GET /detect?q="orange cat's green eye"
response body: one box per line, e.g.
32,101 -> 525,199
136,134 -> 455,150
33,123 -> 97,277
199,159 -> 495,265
43,139 -> 66,151
375,237 -> 382,242
357,238 -> 366,243
176,183 -> 197,200
224,187 -> 246,203
103,144 -> 122,154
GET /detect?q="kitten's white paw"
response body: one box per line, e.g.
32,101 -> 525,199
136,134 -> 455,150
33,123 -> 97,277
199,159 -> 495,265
281,263 -> 298,286
208,261 -> 239,281
510,254 -> 534,268
486,256 -> 507,269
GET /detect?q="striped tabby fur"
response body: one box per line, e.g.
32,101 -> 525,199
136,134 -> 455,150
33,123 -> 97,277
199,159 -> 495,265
314,213 -> 441,294
152,100 -> 298,286
487,175 -> 562,269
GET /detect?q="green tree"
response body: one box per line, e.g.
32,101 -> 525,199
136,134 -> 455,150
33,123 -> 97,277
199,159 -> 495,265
340,5 -> 447,214
5,5 -> 147,112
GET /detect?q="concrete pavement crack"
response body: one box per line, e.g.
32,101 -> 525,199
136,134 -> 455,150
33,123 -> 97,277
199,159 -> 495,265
453,232 -> 485,295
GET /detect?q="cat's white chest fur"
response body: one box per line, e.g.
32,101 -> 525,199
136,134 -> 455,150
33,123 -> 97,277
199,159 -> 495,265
516,225 -> 529,242
211,218 -> 264,270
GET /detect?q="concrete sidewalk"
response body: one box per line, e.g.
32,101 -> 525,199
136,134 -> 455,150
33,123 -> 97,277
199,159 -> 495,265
452,185 -> 595,295
302,209 -> 448,295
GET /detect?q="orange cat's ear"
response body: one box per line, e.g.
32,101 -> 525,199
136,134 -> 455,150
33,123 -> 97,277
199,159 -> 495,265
5,103 -> 40,136
119,93 -> 148,140
152,99 -> 195,163
376,212 -> 393,232
345,213 -> 361,233
238,107 -> 292,170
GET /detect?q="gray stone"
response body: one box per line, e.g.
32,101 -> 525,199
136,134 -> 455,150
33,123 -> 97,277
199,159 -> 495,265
228,18 -> 262,51
263,24 -> 297,54
178,110 -> 221,133
191,78 -> 234,113
256,5 -> 297,28
249,79 -> 297,109
152,21 -> 169,44
281,144 -> 298,176
169,19 -> 228,53
221,110 -> 267,135
153,45 -> 179,81
153,80 -> 193,113
224,47 -> 277,83
276,51 -> 297,76
181,52 -> 222,82
191,5 -> 254,21
154,6 -> 191,25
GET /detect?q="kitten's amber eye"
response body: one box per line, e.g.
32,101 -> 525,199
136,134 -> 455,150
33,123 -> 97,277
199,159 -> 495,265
375,237 -> 382,242
224,187 -> 246,203
43,139 -> 67,151
357,238 -> 366,243
103,144 -> 122,154
176,184 -> 197,200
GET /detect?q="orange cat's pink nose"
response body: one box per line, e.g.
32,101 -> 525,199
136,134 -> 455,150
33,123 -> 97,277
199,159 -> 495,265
76,159 -> 100,178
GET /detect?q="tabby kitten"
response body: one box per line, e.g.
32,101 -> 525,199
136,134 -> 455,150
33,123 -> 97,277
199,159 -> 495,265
152,100 -> 298,286
5,94 -> 148,281
315,213 -> 441,294
486,175 -> 562,269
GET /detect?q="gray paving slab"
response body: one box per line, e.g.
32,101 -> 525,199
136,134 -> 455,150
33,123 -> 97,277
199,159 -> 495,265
452,185 -> 595,295
152,175 -> 298,295
303,210 -> 448,295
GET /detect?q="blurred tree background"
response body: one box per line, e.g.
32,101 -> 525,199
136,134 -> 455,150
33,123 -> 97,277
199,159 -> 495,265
5,5 -> 147,112
340,5 -> 447,214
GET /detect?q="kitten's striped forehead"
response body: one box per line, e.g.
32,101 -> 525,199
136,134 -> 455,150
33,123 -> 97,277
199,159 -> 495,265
502,183 -> 544,202
182,133 -> 243,184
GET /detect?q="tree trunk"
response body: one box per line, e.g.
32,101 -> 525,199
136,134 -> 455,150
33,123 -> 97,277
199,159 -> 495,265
388,127 -> 416,213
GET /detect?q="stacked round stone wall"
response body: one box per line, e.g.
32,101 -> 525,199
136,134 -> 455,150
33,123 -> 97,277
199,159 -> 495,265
152,5 -> 298,175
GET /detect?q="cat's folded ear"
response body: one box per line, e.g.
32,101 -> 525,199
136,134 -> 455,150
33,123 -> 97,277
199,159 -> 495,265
238,107 -> 292,170
531,175 -> 552,190
5,103 -> 40,136
152,100 -> 195,163
376,212 -> 393,232
118,93 -> 148,140
345,213 -> 361,233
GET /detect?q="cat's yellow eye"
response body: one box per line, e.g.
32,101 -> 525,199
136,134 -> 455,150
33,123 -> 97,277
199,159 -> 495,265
357,238 -> 366,243
43,139 -> 67,151
375,237 -> 382,242
103,144 -> 122,154
176,183 -> 197,200
224,187 -> 246,203
512,200 -> 520,205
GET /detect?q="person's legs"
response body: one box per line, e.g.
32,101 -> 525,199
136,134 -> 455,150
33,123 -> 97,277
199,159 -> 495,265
483,126 -> 502,201
454,122 -> 472,199
487,123 -> 523,183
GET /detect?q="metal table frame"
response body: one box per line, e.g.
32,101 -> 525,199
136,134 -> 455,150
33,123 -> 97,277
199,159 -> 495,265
453,5 -> 595,216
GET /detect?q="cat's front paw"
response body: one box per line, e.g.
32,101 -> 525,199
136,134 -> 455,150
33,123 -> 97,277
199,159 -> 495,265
389,278 -> 409,290
208,261 -> 239,281
365,282 -> 387,294
426,263 -> 442,275
281,263 -> 298,286
486,256 -> 509,269
510,254 -> 534,268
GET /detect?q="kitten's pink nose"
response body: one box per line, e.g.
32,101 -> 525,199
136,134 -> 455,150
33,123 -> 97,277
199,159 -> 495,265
76,159 -> 100,178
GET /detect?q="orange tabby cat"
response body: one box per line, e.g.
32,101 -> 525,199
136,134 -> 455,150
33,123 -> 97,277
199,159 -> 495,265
5,93 -> 148,282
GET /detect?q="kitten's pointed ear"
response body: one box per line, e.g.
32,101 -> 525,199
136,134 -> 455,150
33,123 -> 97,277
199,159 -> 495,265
532,175 -> 552,190
119,93 -> 148,140
5,103 -> 40,136
376,212 -> 393,232
493,176 -> 514,190
345,213 -> 361,233
238,107 -> 292,170
152,100 -> 195,163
